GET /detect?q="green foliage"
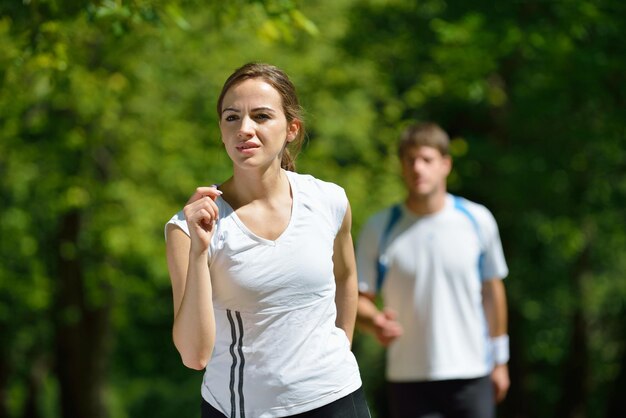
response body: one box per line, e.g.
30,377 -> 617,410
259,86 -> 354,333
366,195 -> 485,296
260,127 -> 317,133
340,1 -> 626,417
0,1 -> 320,416
1,0 -> 625,416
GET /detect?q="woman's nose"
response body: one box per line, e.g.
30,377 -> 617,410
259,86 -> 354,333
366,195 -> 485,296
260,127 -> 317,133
238,116 -> 255,137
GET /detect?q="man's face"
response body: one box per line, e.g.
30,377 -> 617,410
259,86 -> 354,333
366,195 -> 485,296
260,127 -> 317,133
400,145 -> 451,199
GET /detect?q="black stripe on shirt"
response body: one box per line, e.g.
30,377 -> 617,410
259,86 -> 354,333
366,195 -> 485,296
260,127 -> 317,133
235,311 -> 246,418
226,310 -> 238,418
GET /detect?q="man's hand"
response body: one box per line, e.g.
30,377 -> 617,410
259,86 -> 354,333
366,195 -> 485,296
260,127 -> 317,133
491,363 -> 510,403
372,308 -> 403,346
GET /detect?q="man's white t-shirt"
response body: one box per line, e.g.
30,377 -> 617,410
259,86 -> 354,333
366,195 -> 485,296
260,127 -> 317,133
166,170 -> 361,417
357,194 -> 508,382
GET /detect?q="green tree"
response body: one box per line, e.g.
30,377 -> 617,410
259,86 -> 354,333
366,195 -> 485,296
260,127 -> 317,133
0,1 -> 318,416
2,0 -> 624,417
338,1 -> 626,417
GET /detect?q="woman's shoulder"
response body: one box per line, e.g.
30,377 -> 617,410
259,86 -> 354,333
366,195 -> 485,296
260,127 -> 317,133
164,194 -> 234,241
287,171 -> 348,229
164,209 -> 189,240
286,170 -> 346,197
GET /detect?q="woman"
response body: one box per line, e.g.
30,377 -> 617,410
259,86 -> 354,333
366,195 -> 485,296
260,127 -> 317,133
165,63 -> 369,418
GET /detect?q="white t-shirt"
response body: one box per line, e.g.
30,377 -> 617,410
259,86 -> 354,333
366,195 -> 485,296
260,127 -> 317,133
166,170 -> 361,417
356,194 -> 508,382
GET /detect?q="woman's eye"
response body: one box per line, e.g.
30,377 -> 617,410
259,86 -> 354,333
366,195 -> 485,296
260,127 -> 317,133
255,113 -> 271,121
225,115 -> 238,122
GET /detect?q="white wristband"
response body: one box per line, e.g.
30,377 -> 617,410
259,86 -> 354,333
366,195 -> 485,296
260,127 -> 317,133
491,334 -> 510,365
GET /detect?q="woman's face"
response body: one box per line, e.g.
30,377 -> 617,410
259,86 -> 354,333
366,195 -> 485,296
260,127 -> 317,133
219,78 -> 299,170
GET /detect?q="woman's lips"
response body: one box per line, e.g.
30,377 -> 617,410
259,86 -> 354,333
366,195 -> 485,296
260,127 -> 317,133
236,141 -> 260,151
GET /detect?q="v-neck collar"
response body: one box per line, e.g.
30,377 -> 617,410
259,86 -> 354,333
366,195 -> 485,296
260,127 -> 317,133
218,170 -> 298,246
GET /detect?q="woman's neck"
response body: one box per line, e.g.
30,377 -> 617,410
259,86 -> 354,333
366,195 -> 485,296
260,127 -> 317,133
221,165 -> 290,209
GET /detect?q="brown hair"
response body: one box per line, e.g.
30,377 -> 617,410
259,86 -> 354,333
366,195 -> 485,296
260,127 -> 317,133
217,62 -> 305,171
398,122 -> 450,158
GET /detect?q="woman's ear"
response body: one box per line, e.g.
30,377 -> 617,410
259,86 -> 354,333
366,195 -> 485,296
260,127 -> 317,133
286,119 -> 301,143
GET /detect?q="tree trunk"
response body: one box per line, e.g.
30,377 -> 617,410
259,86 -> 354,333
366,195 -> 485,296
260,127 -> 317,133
54,210 -> 112,418
0,351 -> 9,418
499,306 -> 530,418
554,245 -> 591,418
21,354 -> 47,418
555,308 -> 588,418
604,307 -> 626,418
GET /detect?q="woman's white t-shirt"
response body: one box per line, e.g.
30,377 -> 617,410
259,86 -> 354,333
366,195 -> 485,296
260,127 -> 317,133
166,170 -> 362,417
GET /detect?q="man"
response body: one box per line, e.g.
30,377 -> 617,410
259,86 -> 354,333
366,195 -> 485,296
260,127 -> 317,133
356,122 -> 510,418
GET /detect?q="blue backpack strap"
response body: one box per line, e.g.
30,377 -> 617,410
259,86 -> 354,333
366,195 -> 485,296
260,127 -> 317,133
376,204 -> 403,292
452,195 -> 486,278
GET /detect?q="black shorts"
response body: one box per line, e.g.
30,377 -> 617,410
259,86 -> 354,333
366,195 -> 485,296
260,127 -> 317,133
201,386 -> 370,418
387,375 -> 494,418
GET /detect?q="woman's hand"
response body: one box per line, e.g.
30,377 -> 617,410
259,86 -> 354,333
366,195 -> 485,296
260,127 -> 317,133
183,186 -> 222,254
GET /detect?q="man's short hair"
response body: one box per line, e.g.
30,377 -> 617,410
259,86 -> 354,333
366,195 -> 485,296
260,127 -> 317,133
398,122 -> 450,157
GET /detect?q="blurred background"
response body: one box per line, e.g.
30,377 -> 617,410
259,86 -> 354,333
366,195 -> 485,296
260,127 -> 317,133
1,0 -> 625,417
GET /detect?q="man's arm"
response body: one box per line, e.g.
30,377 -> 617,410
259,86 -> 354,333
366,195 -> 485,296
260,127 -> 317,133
356,292 -> 403,347
482,278 -> 510,403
